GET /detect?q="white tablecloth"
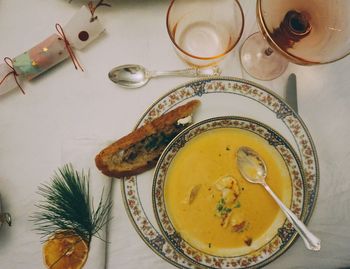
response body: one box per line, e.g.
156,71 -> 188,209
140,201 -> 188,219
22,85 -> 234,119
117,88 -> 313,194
0,1 -> 349,268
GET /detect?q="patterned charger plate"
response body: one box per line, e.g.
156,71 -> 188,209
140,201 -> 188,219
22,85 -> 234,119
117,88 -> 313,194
153,116 -> 305,268
121,77 -> 319,268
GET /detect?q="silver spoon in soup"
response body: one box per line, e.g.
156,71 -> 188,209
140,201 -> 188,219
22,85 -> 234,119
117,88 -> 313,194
236,146 -> 321,251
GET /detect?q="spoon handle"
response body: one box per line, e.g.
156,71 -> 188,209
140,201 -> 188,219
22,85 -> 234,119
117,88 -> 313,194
150,66 -> 221,78
0,212 -> 11,226
263,183 -> 321,251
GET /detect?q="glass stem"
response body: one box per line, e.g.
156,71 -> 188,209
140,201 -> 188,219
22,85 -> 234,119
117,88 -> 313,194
264,47 -> 274,56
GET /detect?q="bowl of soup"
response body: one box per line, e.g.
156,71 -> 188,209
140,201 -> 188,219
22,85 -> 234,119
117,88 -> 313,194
152,116 -> 306,269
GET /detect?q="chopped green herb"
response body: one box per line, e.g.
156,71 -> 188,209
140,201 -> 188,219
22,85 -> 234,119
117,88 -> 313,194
224,207 -> 232,213
234,201 -> 241,208
216,198 -> 233,216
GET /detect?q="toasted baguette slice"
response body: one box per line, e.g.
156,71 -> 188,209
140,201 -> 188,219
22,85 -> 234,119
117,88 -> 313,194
95,100 -> 200,178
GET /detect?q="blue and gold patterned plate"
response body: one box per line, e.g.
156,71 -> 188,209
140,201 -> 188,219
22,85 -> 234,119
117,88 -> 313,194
153,116 -> 305,268
121,77 -> 319,268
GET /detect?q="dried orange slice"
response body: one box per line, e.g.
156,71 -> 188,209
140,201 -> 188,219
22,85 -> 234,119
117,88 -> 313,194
43,232 -> 89,269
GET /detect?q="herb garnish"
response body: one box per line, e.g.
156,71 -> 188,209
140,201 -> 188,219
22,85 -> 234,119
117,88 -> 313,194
233,201 -> 241,208
216,198 -> 232,216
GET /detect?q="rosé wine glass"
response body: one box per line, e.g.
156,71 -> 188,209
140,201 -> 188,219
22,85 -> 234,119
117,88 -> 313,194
240,0 -> 350,80
167,0 -> 244,67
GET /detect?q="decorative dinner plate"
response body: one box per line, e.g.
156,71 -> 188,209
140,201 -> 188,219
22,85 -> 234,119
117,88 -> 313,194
121,77 -> 319,268
153,116 -> 305,268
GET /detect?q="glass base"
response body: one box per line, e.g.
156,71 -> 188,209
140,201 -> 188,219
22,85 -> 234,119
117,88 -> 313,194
240,32 -> 288,81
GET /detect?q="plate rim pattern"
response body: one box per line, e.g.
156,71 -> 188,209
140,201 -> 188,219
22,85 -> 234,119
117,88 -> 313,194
121,77 -> 320,269
152,116 -> 306,269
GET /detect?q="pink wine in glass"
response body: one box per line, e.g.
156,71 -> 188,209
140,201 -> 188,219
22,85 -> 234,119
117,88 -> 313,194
240,0 -> 350,80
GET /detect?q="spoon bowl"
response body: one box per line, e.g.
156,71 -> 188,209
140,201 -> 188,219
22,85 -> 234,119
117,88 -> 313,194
236,146 -> 321,251
237,146 -> 267,183
108,64 -> 150,88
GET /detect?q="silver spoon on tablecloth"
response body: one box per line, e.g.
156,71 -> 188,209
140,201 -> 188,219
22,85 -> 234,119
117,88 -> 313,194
108,64 -> 221,88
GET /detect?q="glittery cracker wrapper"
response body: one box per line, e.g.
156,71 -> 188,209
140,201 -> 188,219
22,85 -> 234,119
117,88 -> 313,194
0,6 -> 104,95
13,34 -> 69,81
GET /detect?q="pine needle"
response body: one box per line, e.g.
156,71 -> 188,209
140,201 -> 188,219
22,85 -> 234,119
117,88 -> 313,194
31,164 -> 112,246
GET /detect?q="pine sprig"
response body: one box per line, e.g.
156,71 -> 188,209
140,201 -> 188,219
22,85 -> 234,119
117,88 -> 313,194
31,164 -> 112,246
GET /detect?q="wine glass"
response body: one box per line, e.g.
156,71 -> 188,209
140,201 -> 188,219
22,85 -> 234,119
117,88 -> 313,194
240,0 -> 350,80
166,0 -> 244,67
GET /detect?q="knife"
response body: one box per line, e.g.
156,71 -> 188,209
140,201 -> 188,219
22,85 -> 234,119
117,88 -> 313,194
286,73 -> 298,114
0,195 -> 11,227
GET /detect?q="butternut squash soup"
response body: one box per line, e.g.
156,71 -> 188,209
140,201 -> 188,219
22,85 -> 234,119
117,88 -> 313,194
164,128 -> 292,256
